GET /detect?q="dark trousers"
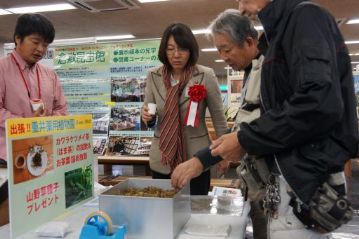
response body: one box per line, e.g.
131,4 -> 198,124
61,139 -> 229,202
249,199 -> 268,239
151,169 -> 210,195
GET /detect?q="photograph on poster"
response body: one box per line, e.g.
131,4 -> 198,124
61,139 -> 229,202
12,136 -> 53,184
111,76 -> 146,102
110,105 -> 141,131
107,136 -> 151,156
93,136 -> 108,155
354,73 -> 359,106
92,113 -> 110,134
65,165 -> 93,208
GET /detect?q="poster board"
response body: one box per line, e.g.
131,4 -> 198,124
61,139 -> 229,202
354,72 -> 359,118
6,115 -> 94,238
52,40 -> 161,156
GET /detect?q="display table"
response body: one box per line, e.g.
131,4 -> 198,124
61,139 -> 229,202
0,196 -> 250,239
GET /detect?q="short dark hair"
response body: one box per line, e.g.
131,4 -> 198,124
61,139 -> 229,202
158,23 -> 199,68
13,14 -> 55,45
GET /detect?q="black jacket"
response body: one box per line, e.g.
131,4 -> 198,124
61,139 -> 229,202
238,0 -> 358,203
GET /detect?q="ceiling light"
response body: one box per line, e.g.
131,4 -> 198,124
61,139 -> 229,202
347,19 -> 359,24
52,37 -> 96,46
345,40 -> 359,45
138,0 -> 169,3
0,9 -> 12,15
6,3 -> 75,14
201,48 -> 217,52
192,29 -> 210,35
224,66 -> 232,70
352,62 -> 359,64
96,34 -> 135,41
349,53 -> 359,56
215,59 -> 224,63
254,25 -> 264,31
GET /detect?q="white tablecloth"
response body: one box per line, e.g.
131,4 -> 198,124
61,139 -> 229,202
0,197 -> 250,239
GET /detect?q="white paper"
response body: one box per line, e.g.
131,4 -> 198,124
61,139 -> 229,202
178,234 -> 226,239
184,224 -> 231,237
35,221 -> 70,238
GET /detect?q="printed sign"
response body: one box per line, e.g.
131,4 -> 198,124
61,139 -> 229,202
6,115 -> 94,238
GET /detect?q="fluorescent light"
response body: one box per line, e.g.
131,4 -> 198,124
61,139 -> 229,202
192,29 -> 210,35
201,48 -> 217,52
224,66 -> 232,70
352,62 -> 359,64
215,59 -> 224,63
138,0 -> 169,3
345,40 -> 359,45
254,25 -> 264,31
52,37 -> 96,46
349,53 -> 359,56
0,9 -> 12,15
7,3 -> 75,14
347,19 -> 359,24
96,34 -> 135,41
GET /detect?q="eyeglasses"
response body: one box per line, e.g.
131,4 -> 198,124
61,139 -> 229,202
166,47 -> 189,55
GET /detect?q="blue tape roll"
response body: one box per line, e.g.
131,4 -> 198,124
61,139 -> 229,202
85,211 -> 113,236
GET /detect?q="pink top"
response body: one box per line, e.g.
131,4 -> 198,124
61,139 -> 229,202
0,50 -> 67,160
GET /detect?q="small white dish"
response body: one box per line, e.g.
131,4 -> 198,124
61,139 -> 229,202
27,146 -> 48,176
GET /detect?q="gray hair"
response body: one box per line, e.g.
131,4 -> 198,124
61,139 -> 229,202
208,9 -> 258,46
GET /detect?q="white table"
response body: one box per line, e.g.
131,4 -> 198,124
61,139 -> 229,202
0,196 -> 250,239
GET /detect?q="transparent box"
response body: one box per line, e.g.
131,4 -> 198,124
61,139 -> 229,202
99,178 -> 190,239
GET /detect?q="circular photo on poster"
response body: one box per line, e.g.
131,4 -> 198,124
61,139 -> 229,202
27,145 -> 48,176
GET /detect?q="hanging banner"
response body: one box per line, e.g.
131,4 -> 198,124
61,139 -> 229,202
6,115 -> 94,238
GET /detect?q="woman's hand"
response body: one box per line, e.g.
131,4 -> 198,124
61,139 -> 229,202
142,105 -> 154,123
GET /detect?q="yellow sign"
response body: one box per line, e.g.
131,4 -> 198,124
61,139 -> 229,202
6,115 -> 93,139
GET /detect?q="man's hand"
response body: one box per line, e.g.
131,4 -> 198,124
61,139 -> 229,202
141,105 -> 154,123
210,132 -> 246,162
216,159 -> 231,177
171,157 -> 204,190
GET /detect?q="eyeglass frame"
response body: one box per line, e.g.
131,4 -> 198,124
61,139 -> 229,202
166,47 -> 190,55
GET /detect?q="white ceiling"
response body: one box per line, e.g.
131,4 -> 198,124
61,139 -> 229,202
0,0 -> 359,75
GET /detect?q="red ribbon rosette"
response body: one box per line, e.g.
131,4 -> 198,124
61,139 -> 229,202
184,84 -> 207,127
188,84 -> 207,102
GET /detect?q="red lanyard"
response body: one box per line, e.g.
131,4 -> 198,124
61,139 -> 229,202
11,53 -> 42,99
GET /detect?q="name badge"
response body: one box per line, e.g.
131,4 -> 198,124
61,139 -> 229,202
30,99 -> 44,112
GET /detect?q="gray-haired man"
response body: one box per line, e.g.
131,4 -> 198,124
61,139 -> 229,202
171,10 -> 268,238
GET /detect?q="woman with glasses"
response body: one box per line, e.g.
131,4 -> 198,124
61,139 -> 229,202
142,23 -> 227,195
